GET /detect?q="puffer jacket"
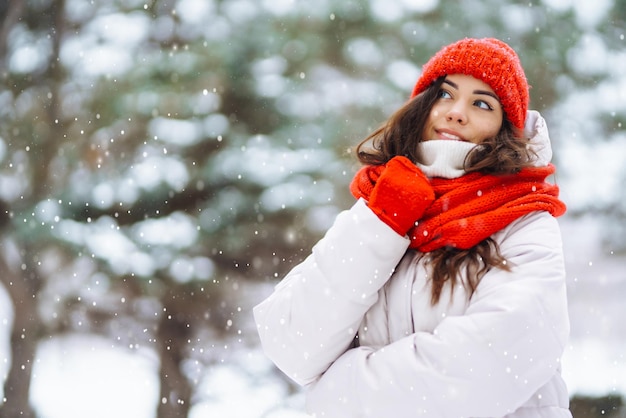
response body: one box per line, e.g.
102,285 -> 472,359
253,112 -> 572,418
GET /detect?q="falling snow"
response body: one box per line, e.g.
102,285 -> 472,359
1,0 -> 625,417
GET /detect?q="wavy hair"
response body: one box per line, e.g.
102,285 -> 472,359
355,77 -> 537,304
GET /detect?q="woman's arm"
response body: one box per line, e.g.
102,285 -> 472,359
253,198 -> 410,385
305,212 -> 569,418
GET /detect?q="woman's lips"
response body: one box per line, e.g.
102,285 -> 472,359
436,130 -> 466,141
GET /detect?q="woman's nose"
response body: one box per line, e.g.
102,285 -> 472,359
446,104 -> 468,124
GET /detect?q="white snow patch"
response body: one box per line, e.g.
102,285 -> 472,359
386,60 -> 420,91
559,137 -> 626,210
176,0 -> 216,24
129,155 -> 190,191
149,117 -> 203,146
132,212 -> 198,248
30,335 -> 159,418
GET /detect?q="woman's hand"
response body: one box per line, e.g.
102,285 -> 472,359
362,156 -> 435,236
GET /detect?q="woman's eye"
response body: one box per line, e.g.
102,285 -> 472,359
438,90 -> 452,99
475,100 -> 493,110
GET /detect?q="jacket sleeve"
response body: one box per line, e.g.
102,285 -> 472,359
253,198 -> 410,385
305,212 -> 570,418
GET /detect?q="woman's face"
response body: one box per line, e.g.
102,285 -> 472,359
422,74 -> 504,144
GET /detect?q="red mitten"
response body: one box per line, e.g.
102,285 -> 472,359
366,156 -> 435,236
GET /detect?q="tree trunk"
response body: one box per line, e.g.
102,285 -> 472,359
0,0 -> 64,413
156,292 -> 193,418
0,0 -> 25,63
0,247 -> 39,418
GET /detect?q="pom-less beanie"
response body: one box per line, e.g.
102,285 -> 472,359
411,38 -> 529,130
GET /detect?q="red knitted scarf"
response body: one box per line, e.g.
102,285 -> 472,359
350,164 -> 566,252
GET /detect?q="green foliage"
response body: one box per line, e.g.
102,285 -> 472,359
1,0 -> 624,336
1,0 -> 625,414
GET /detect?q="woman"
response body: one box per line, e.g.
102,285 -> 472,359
254,38 -> 571,417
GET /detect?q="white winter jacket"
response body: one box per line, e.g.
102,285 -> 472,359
254,112 -> 571,418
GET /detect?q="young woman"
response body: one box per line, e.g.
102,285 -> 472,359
254,38 -> 571,417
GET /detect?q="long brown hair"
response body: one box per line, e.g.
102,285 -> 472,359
356,77 -> 537,304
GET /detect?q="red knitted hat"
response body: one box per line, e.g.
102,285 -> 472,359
411,38 -> 529,130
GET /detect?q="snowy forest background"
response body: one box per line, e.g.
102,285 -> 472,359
0,0 -> 625,417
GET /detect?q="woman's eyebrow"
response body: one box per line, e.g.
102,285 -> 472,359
443,79 -> 458,89
444,79 -> 500,101
474,90 -> 500,101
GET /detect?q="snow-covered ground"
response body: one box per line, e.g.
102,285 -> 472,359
0,214 -> 623,417
560,215 -> 626,397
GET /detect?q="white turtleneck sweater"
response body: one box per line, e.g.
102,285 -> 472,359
415,139 -> 477,179
415,110 -> 552,179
